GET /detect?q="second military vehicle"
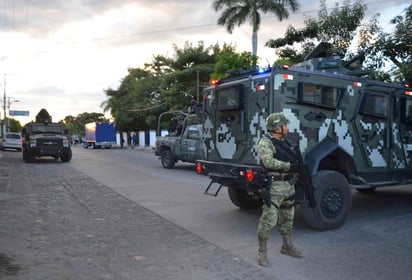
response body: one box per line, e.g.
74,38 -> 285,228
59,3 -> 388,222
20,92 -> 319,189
195,43 -> 412,231
22,109 -> 72,163
154,110 -> 202,169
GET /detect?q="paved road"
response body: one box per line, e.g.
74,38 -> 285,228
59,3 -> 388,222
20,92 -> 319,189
2,146 -> 412,280
0,150 -> 273,280
69,146 -> 412,280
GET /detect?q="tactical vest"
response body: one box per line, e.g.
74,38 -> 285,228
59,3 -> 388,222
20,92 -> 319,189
262,134 -> 292,162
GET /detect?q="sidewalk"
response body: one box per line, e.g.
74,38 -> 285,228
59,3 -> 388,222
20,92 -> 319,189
0,152 -> 273,280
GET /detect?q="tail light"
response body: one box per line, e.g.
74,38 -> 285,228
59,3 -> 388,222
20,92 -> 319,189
196,162 -> 203,174
245,169 -> 254,182
240,168 -> 254,182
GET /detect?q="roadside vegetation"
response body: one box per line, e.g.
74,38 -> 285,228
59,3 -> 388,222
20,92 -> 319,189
59,0 -> 410,136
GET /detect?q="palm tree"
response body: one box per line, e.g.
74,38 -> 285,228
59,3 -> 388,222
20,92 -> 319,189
213,0 -> 300,60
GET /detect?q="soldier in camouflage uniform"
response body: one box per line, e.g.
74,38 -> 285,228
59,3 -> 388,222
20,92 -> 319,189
256,112 -> 302,266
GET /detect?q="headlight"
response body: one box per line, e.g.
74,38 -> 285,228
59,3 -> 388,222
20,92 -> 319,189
63,139 -> 70,147
29,139 -> 37,147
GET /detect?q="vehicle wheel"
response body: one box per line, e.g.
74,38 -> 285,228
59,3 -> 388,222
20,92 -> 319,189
227,187 -> 263,210
300,170 -> 352,231
83,143 -> 89,149
60,149 -> 72,162
23,150 -> 35,163
161,149 -> 175,169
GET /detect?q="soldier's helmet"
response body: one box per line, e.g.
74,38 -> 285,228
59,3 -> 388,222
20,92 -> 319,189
266,113 -> 289,131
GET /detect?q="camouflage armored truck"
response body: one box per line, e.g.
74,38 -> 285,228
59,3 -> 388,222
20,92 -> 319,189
22,109 -> 72,163
154,110 -> 202,169
195,43 -> 412,231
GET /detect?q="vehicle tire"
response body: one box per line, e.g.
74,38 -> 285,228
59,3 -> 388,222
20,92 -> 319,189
300,170 -> 352,231
60,149 -> 72,162
23,150 -> 35,163
83,143 -> 89,149
161,149 -> 175,169
227,187 -> 263,210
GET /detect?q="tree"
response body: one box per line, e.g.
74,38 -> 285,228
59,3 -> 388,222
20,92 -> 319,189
8,118 -> 22,133
210,43 -> 255,79
370,4 -> 412,82
162,41 -> 215,109
212,0 -> 299,61
101,42 -> 260,130
266,0 -> 366,63
62,112 -> 107,137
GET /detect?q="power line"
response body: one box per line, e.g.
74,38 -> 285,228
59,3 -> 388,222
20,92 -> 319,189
92,0 -> 406,42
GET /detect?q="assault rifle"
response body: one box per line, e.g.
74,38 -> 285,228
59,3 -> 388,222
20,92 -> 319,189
259,137 -> 316,208
282,139 -> 316,208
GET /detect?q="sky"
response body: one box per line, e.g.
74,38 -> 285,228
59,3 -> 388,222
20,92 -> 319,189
0,0 -> 408,125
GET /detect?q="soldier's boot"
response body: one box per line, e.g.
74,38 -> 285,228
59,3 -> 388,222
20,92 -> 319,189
257,237 -> 268,266
280,233 -> 302,258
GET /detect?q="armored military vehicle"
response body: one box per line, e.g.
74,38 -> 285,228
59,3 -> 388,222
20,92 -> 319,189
154,110 -> 202,168
22,109 -> 72,162
195,43 -> 412,230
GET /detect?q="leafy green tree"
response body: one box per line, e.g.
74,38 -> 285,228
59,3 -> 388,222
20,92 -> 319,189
103,67 -> 167,131
141,41 -> 216,112
212,0 -> 299,61
266,0 -> 366,62
62,112 -> 107,137
210,43 -> 255,79
8,118 -> 22,133
102,41 -> 260,130
370,4 -> 412,82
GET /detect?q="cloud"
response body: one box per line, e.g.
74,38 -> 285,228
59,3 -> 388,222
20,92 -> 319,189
0,0 -> 409,125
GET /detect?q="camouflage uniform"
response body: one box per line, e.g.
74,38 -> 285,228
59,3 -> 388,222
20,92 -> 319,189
256,113 -> 302,266
257,136 -> 295,239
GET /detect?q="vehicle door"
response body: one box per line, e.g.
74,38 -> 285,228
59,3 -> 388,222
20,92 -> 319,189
213,76 -> 270,165
181,125 -> 202,162
398,91 -> 412,168
352,88 -> 393,171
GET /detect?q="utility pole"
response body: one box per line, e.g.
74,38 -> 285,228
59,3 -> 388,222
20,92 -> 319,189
2,73 -> 6,136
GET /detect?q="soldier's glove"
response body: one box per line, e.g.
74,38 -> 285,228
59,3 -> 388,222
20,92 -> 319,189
289,163 -> 305,173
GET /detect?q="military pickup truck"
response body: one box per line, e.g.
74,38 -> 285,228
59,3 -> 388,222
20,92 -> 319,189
154,111 -> 202,169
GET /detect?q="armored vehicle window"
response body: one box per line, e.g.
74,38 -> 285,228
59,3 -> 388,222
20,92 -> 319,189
317,60 -> 340,70
360,92 -> 388,119
31,123 -> 64,134
216,85 -> 243,110
401,98 -> 412,123
299,83 -> 341,108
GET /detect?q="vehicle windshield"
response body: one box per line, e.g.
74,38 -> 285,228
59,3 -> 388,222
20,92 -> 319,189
30,123 -> 64,134
6,133 -> 21,139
